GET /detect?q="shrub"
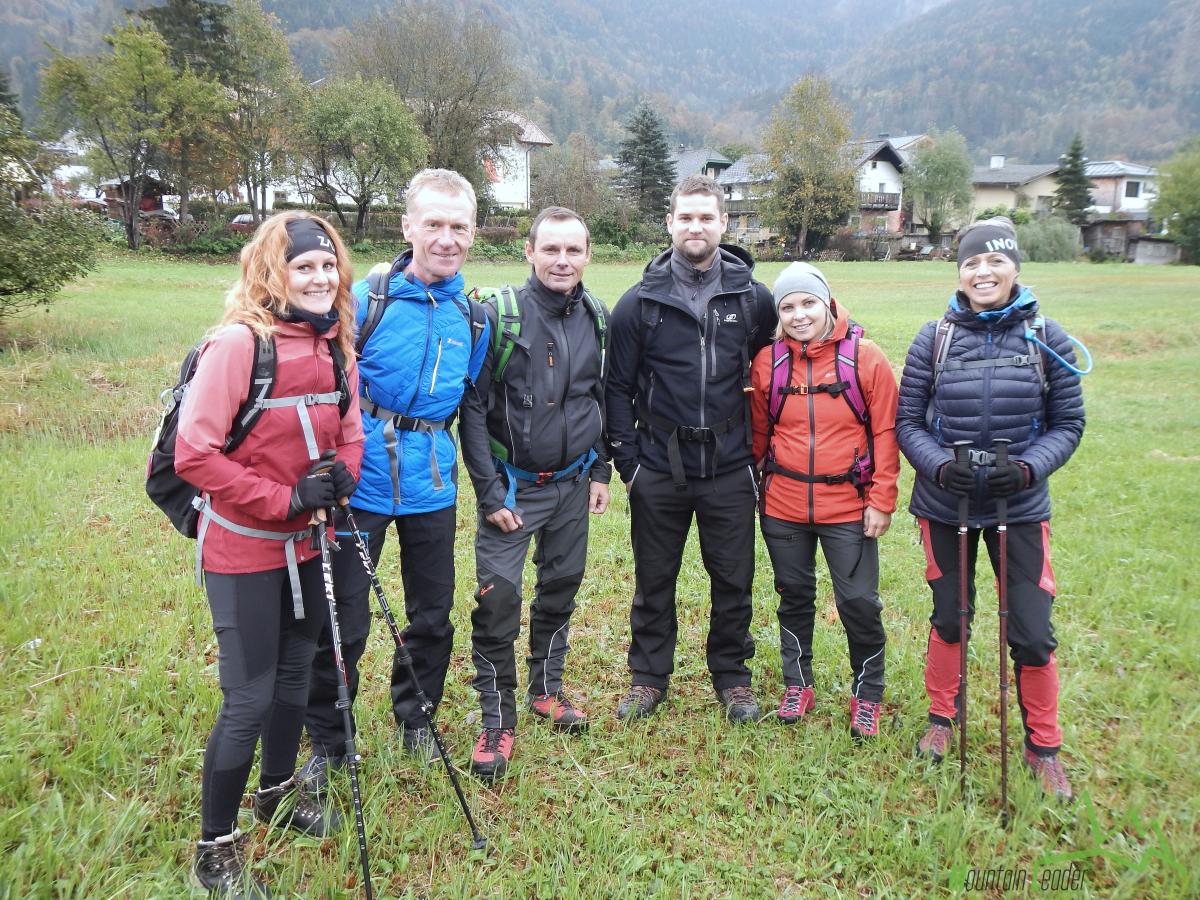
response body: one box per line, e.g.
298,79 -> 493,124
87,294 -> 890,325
1015,216 -> 1082,262
478,225 -> 519,245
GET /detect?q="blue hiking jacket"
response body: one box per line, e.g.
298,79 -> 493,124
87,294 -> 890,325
896,287 -> 1085,528
352,252 -> 489,515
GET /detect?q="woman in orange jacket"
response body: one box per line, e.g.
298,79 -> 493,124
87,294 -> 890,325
750,262 -> 899,738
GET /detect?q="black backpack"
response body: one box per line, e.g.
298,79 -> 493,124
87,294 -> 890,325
145,327 -> 350,538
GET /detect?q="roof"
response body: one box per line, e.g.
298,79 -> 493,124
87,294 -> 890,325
499,111 -> 552,147
885,134 -> 926,149
1085,160 -> 1157,178
846,139 -> 905,170
669,148 -> 733,184
973,163 -> 1059,186
718,153 -> 770,185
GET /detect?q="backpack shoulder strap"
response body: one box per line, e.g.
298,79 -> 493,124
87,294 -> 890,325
225,331 -> 275,453
767,340 -> 792,425
930,317 -> 955,393
580,288 -> 608,373
835,321 -> 869,425
355,261 -> 394,356
328,340 -> 351,416
1027,315 -> 1049,395
471,285 -> 521,383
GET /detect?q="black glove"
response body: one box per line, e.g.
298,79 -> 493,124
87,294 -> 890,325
937,459 -> 975,497
329,460 -> 357,502
288,472 -> 335,517
987,461 -> 1030,498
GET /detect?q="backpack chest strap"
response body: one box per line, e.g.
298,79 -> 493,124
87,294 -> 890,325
940,354 -> 1038,373
779,380 -> 851,398
252,391 -> 344,460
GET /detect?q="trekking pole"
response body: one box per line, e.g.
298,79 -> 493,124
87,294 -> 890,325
953,440 -> 973,796
992,438 -> 1013,827
311,506 -> 374,899
339,502 -> 489,852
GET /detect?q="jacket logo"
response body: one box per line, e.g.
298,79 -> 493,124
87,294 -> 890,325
724,313 -> 738,323
445,338 -> 464,348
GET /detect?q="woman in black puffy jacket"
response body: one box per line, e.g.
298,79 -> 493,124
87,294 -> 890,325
895,217 -> 1084,801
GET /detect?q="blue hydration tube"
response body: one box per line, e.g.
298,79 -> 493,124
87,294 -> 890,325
1026,324 -> 1093,376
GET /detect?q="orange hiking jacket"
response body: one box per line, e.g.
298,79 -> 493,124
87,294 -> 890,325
750,302 -> 899,525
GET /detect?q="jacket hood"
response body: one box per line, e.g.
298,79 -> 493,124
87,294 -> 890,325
946,285 -> 1038,329
640,244 -> 754,304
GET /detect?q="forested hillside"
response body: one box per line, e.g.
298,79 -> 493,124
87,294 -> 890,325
9,0 -> 1197,162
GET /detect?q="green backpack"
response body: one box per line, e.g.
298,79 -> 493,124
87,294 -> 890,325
469,285 -> 608,382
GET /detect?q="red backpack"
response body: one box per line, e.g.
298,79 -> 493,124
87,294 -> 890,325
763,321 -> 874,496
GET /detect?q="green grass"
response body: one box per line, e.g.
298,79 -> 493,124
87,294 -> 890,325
1,254 -> 1197,897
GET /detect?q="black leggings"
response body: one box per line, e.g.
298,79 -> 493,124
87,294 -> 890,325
200,559 -> 325,839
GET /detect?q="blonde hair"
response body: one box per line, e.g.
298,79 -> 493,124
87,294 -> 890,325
772,296 -> 838,342
222,211 -> 355,357
405,168 -> 477,220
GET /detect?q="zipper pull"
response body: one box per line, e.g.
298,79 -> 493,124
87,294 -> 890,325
547,341 -> 555,367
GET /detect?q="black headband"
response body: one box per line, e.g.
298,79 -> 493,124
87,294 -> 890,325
957,224 -> 1020,268
285,219 -> 337,261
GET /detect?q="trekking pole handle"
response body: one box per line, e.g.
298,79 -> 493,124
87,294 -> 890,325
992,438 -> 1011,467
953,440 -> 972,525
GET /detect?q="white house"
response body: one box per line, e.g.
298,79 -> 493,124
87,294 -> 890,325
484,111 -> 553,210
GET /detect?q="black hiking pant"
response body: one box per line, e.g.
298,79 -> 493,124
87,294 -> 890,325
201,560 -> 325,839
626,464 -> 758,691
305,505 -> 456,755
759,515 -> 886,702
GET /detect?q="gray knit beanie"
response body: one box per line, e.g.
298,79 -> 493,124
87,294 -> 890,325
772,262 -> 831,310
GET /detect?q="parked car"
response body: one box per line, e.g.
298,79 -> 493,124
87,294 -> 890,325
229,213 -> 257,234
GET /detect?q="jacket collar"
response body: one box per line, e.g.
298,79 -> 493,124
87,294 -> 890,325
946,285 -> 1038,328
389,250 -> 466,304
640,244 -> 754,309
525,272 -> 583,317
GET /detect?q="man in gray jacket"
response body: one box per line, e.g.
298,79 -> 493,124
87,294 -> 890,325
459,206 -> 610,782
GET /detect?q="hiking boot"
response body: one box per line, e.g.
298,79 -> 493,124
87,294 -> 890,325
777,685 -> 815,724
528,691 -> 589,733
399,724 -> 438,768
616,684 -> 667,721
192,830 -> 271,898
849,697 -> 881,740
915,722 -> 954,763
253,777 -> 341,838
1024,748 -> 1074,802
716,685 -> 761,724
470,727 -> 515,783
296,753 -> 345,801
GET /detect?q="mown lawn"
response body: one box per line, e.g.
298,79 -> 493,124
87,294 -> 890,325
0,253 -> 1197,897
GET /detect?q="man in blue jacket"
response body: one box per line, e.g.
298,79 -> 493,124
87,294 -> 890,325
301,169 -> 489,786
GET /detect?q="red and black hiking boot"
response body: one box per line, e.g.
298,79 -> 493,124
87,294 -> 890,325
528,691 -> 588,733
777,685 -> 815,724
470,727 -> 515,783
915,722 -> 954,763
849,697 -> 881,740
716,685 -> 761,724
1024,748 -> 1073,802
616,684 -> 666,721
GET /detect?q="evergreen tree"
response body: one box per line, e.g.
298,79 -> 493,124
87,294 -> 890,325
137,0 -> 232,78
0,70 -> 19,124
616,102 -> 675,222
1053,134 -> 1093,226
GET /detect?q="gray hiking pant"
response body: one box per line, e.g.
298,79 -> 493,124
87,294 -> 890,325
471,475 -> 591,729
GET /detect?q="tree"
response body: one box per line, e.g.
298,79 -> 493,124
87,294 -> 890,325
41,25 -> 182,249
531,134 -> 611,221
760,76 -> 857,254
292,77 -> 428,240
1053,133 -> 1093,226
616,102 -> 675,222
902,128 -> 974,241
223,0 -> 301,220
335,4 -> 518,200
0,109 -> 99,318
137,0 -> 235,223
1153,137 -> 1200,263
0,71 -> 20,124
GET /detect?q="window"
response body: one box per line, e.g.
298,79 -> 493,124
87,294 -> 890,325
871,161 -> 877,169
1125,181 -> 1141,199
879,183 -> 887,194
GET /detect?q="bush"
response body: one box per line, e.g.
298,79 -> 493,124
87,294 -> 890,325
478,225 -> 519,245
0,201 -> 102,317
1015,216 -> 1082,262
822,232 -> 874,261
160,223 -> 250,257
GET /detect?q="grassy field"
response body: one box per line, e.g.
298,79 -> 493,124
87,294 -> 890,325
1,253 -> 1197,898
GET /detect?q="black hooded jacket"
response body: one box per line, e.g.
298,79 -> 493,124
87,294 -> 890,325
605,244 -> 776,482
460,274 -> 611,516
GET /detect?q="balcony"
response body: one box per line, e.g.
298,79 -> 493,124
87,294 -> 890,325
859,192 -> 900,210
725,198 -> 758,215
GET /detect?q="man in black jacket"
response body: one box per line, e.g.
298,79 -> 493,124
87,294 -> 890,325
605,175 -> 776,723
459,206 -> 611,781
